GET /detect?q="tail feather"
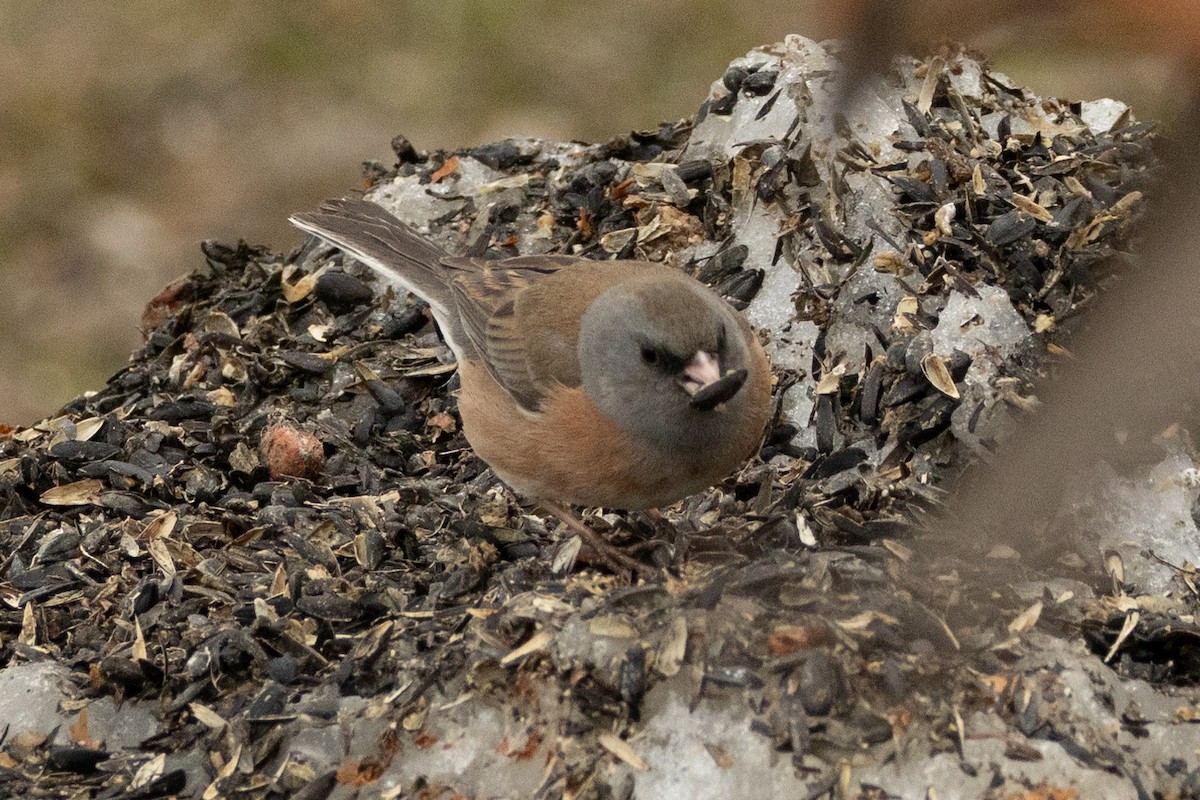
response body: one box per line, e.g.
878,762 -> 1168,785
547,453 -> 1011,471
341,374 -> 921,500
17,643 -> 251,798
289,198 -> 455,316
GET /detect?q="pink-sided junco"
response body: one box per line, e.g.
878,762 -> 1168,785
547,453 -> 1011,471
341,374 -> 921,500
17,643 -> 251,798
291,199 -> 772,570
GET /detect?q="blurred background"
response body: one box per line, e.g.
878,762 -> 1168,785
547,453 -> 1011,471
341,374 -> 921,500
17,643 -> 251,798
0,0 -> 1188,426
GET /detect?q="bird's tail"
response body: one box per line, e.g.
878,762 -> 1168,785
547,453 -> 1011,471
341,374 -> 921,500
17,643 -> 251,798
289,198 -> 455,315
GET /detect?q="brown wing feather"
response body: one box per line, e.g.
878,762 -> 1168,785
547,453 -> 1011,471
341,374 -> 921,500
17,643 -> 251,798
448,258 -> 657,413
447,258 -> 576,412
291,198 -> 663,414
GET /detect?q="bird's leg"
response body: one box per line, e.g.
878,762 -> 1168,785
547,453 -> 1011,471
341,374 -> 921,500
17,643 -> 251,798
642,507 -> 683,547
538,500 -> 654,579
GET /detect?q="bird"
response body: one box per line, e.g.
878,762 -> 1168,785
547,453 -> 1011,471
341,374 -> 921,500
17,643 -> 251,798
290,198 -> 772,572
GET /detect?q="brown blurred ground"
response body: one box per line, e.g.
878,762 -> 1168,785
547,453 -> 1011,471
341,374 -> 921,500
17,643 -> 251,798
0,1 -> 1183,425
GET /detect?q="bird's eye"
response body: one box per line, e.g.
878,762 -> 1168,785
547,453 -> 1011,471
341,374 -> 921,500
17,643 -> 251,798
717,323 -> 728,352
641,345 -> 659,365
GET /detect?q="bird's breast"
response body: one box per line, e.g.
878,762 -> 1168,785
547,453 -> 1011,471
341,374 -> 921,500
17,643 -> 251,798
456,358 -> 765,509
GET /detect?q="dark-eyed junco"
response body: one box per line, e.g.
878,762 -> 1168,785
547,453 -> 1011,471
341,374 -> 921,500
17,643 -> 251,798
290,199 -> 772,569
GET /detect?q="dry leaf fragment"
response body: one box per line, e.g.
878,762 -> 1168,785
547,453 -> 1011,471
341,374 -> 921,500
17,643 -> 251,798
190,703 -> 228,731
934,202 -> 956,236
1108,190 -> 1143,217
132,617 -> 149,661
19,602 -> 37,646
893,296 -> 919,335
1011,193 -> 1054,223
838,610 -> 899,633
916,55 -> 943,114
202,745 -> 241,800
921,353 -> 960,399
971,164 -> 986,195
551,535 -> 582,574
478,173 -> 531,193
598,733 -> 649,772
1033,313 -> 1056,333
203,309 -> 241,338
600,227 -> 637,253
146,537 -> 176,577
69,707 -> 100,748
704,742 -> 734,769
1110,595 -> 1139,613
1040,341 -> 1069,356
882,538 -> 913,562
815,362 -> 846,395
268,562 -> 289,598
228,441 -> 259,473
429,155 -> 459,183
142,511 -> 177,540
1104,550 -> 1126,585
207,386 -> 237,407
951,706 -> 966,757
500,629 -> 552,666
403,360 -> 456,378
74,417 -> 105,441
1105,611 -> 1139,663
133,753 -> 168,791
280,264 -> 321,303
768,620 -> 835,655
588,615 -> 638,639
426,411 -> 458,437
796,512 -> 818,546
1007,601 -> 1043,633
40,478 -> 104,506
656,616 -> 687,677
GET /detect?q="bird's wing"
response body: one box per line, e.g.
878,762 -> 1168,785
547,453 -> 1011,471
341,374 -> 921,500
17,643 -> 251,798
290,199 -> 648,412
289,199 -> 474,355
446,257 -> 646,413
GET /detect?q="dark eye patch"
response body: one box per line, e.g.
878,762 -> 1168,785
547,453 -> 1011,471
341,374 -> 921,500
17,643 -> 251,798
638,341 -> 684,371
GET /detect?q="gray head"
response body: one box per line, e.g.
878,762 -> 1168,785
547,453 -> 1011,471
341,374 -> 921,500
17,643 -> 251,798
577,272 -> 758,455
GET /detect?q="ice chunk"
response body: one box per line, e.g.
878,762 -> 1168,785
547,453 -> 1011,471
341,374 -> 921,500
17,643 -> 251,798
370,155 -> 505,231
0,662 -> 157,751
825,268 -> 913,370
1080,98 -> 1130,135
767,321 -> 820,443
0,663 -> 72,741
1066,452 -> 1200,594
631,679 -> 802,799
841,170 -> 909,248
930,284 -> 1029,387
740,208 -> 796,331
947,54 -> 987,99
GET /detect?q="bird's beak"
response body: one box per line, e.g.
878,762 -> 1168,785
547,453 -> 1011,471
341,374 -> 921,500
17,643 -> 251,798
681,351 -> 722,391
681,351 -> 748,411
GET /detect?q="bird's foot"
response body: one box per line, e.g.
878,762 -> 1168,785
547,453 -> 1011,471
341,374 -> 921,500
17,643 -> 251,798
540,500 -> 660,581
